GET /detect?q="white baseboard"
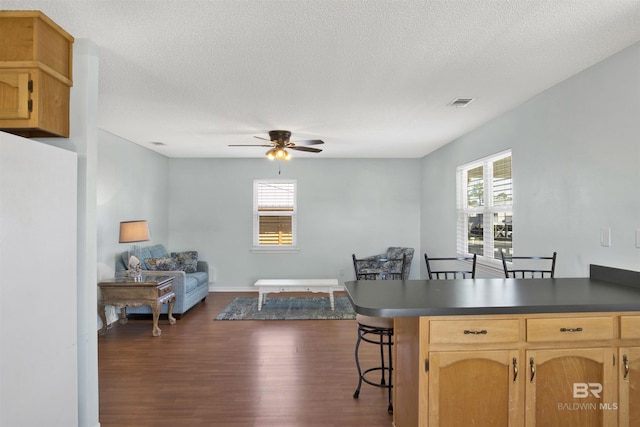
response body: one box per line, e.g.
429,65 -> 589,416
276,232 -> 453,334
209,285 -> 255,292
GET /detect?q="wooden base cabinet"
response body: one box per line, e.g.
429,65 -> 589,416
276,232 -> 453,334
394,313 -> 640,427
619,347 -> 640,427
428,350 -> 521,426
526,348 -> 616,427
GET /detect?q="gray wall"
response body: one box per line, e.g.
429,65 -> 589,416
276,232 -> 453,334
96,152 -> 423,292
97,130 -> 170,320
420,42 -> 640,278
168,158 -> 422,289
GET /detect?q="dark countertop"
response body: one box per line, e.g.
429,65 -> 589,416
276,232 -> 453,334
344,274 -> 640,317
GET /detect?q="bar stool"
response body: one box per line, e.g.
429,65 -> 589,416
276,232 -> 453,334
425,253 -> 477,279
353,314 -> 394,414
351,253 -> 407,414
500,251 -> 557,278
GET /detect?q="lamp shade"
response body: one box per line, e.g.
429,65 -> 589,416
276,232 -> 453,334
119,220 -> 150,243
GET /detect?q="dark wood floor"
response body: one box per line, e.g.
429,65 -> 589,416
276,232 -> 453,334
98,292 -> 394,427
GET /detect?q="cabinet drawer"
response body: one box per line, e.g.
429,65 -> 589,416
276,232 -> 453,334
527,316 -> 613,342
157,283 -> 173,297
620,316 -> 640,339
430,319 -> 520,344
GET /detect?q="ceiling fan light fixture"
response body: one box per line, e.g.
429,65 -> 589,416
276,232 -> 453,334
276,148 -> 288,160
232,130 -> 324,159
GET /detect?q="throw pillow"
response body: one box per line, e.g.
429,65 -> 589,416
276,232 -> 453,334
144,257 -> 177,271
171,251 -> 198,273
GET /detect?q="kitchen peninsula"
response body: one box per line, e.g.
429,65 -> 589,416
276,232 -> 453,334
345,265 -> 640,427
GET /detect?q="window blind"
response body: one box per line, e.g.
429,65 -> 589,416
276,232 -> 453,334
257,181 -> 295,211
492,156 -> 512,207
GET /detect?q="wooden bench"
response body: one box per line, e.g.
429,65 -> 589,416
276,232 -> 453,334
253,279 -> 340,311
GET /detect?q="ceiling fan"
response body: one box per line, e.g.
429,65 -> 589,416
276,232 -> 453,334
229,130 -> 324,160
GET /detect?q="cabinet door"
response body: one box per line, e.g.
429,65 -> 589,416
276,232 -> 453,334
526,348 -> 615,427
619,347 -> 640,427
429,350 -> 522,426
0,71 -> 31,119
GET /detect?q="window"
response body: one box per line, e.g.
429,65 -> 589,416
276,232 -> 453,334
457,150 -> 512,264
253,179 -> 297,252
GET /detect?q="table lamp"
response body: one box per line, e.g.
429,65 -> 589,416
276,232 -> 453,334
119,220 -> 150,260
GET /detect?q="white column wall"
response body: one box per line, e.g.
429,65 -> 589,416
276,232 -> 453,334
0,132 -> 78,427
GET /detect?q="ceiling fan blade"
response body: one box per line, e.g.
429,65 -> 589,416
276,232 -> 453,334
291,139 -> 324,146
228,144 -> 273,147
254,136 -> 275,143
289,146 -> 323,153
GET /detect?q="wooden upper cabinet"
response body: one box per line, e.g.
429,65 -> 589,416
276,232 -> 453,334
0,11 -> 73,138
0,71 -> 31,119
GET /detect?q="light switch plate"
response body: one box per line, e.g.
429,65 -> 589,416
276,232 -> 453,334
600,228 -> 611,247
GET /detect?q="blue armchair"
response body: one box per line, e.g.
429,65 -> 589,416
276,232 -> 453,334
352,247 -> 414,279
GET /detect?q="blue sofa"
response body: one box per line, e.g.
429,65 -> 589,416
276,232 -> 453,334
115,244 -> 209,316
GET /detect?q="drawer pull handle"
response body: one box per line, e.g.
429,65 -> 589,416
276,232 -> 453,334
623,354 -> 629,380
513,357 -> 518,383
530,357 -> 536,383
463,329 -> 487,335
559,327 -> 583,333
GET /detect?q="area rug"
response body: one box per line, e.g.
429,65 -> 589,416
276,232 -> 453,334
214,296 -> 356,320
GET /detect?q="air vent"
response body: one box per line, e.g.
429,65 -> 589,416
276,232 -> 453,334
449,97 -> 476,108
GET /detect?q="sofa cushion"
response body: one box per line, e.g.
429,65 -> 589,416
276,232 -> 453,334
148,244 -> 169,258
171,251 -> 198,273
144,257 -> 178,271
188,271 -> 208,286
184,276 -> 199,293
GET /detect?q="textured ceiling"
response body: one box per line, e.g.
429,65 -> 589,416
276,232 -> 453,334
3,1 -> 640,158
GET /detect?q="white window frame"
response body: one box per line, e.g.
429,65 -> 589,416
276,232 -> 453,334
456,150 -> 512,268
251,179 -> 299,253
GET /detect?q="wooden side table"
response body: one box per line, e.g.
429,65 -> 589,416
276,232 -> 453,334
98,276 -> 176,337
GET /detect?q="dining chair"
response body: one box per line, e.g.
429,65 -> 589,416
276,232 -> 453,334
351,253 -> 407,414
424,253 -> 477,279
500,251 -> 557,278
